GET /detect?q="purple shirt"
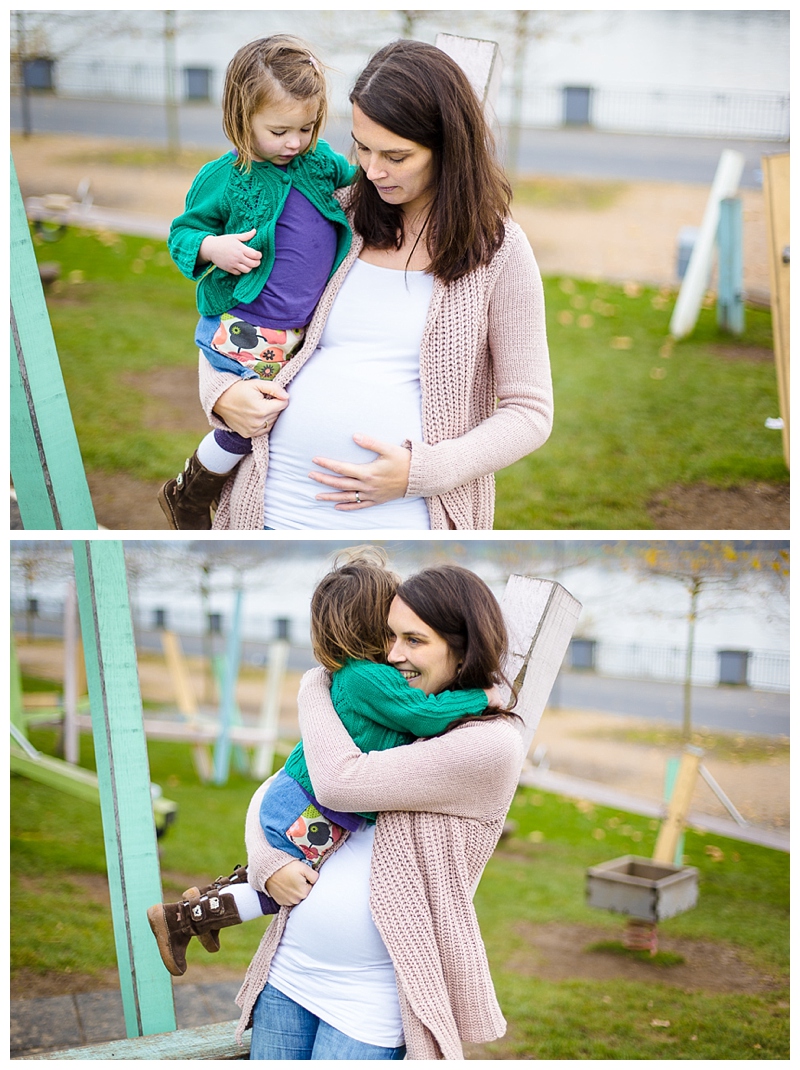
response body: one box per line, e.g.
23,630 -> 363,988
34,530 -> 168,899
231,182 -> 337,330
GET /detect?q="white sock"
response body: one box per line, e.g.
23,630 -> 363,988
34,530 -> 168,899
225,880 -> 266,922
196,431 -> 246,475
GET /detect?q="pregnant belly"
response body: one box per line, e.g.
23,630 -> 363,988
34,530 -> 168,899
263,345 -> 430,529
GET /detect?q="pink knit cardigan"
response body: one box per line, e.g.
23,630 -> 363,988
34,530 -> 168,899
235,667 -> 525,1059
199,217 -> 552,530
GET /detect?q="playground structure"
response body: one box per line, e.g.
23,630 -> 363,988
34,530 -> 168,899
13,589 -> 292,789
13,543 -> 582,1059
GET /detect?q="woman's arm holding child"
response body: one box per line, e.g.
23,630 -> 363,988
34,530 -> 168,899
299,668 -> 524,821
244,778 -> 318,905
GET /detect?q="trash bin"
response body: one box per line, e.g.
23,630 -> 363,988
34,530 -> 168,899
153,608 -> 167,629
184,66 -> 211,101
275,617 -> 291,642
23,57 -> 55,91
563,85 -> 592,126
570,638 -> 596,671
717,649 -> 750,687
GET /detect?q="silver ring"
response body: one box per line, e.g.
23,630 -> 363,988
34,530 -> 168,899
355,492 -> 361,504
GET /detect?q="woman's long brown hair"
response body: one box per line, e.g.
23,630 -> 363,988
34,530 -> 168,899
394,564 -> 519,733
349,39 -> 513,283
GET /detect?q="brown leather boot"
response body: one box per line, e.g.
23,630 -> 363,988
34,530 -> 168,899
180,865 -> 250,954
147,890 -> 244,977
157,450 -> 230,530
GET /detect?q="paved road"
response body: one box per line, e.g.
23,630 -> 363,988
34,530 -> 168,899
11,96 -> 785,189
553,670 -> 789,737
15,618 -> 789,737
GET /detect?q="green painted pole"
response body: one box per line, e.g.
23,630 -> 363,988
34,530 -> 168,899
71,541 -> 176,1037
717,196 -> 745,335
10,154 -> 96,529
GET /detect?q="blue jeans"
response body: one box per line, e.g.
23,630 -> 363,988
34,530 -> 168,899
250,983 -> 406,1060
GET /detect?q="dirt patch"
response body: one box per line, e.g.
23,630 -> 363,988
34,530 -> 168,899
87,470 -> 171,530
647,481 -> 789,529
708,344 -> 776,363
503,920 -> 778,993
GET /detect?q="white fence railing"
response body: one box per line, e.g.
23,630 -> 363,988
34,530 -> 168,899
12,58 -> 790,141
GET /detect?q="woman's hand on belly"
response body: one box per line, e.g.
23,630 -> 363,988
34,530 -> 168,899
266,859 -> 319,905
308,433 -> 412,509
212,378 -> 289,439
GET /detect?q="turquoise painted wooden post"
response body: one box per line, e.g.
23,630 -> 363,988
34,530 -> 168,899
10,155 -> 97,529
717,196 -> 745,335
213,589 -> 243,785
71,541 -> 176,1038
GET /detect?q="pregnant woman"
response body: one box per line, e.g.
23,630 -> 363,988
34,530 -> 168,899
236,563 -> 525,1059
203,38 -> 552,529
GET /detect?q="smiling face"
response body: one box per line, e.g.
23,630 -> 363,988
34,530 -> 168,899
351,102 -> 436,219
250,92 -> 319,165
386,596 -> 459,696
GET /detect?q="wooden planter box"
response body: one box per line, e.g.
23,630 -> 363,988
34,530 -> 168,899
586,855 -> 698,922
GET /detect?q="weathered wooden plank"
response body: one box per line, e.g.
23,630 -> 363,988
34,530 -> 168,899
10,155 -> 96,529
18,1019 -> 250,1060
762,152 -> 790,468
435,32 -> 502,109
71,541 -> 176,1038
653,746 -> 703,864
252,638 -> 290,779
500,576 -> 583,758
72,712 -> 278,745
160,629 -> 213,780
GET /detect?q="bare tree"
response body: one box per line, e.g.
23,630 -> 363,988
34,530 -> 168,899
617,541 -> 789,741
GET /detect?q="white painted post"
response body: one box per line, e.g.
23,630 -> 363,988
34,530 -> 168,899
435,33 -> 503,110
71,541 -> 176,1038
62,579 -> 79,765
252,638 -> 290,780
669,149 -> 745,339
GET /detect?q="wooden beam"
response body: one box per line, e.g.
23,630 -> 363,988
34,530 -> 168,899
762,152 -> 790,468
252,638 -> 289,780
435,33 -> 502,109
71,541 -> 175,1038
653,746 -> 703,864
10,155 -> 96,529
160,629 -> 213,780
17,1019 -> 250,1061
500,576 -> 582,759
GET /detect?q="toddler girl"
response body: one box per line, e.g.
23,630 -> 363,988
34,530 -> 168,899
147,548 -> 494,976
158,35 -> 357,529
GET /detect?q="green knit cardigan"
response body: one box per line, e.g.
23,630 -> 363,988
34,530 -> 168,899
168,140 -> 356,316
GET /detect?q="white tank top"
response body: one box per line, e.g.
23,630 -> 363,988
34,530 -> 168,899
263,258 -> 433,529
267,823 -> 404,1047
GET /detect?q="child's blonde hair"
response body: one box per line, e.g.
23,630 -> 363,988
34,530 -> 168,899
222,35 -> 327,171
310,547 -> 399,672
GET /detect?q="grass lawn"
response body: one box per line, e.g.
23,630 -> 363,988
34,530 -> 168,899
12,726 -> 789,1059
33,225 -> 786,530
